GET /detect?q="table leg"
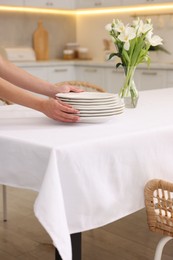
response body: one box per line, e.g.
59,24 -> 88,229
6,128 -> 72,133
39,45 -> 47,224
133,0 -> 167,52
55,232 -> 82,260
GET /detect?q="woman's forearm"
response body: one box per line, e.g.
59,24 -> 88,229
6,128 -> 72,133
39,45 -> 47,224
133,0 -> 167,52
0,77 -> 79,123
0,77 -> 44,111
0,56 -> 56,98
0,55 -> 82,123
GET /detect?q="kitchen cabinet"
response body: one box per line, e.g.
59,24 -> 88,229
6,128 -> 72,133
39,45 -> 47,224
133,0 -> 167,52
77,0 -> 169,8
76,0 -> 99,8
167,71 -> 173,88
48,66 -> 76,83
22,66 -> 48,81
105,67 -> 141,94
21,65 -> 75,83
104,67 -> 124,94
24,0 -> 75,9
76,66 -> 105,89
102,66 -> 167,92
0,0 -> 24,5
154,0 -> 173,2
76,0 -> 121,9
123,0 -> 145,5
123,0 -> 170,5
136,69 -> 166,91
19,62 -> 171,94
102,0 -> 121,7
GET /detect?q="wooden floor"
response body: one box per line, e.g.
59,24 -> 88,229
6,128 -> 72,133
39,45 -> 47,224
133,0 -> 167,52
0,186 -> 173,260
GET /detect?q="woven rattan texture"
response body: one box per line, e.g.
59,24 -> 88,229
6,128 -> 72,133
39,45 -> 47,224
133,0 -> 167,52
55,80 -> 106,93
145,179 -> 173,237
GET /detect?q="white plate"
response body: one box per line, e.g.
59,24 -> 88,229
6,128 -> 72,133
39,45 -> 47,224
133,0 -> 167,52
79,114 -> 120,123
79,107 -> 124,115
73,103 -> 125,111
58,97 -> 119,104
79,109 -> 124,117
56,92 -> 118,100
59,99 -> 122,106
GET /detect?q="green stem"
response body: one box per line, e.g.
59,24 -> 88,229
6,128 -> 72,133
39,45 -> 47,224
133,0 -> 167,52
119,66 -> 139,107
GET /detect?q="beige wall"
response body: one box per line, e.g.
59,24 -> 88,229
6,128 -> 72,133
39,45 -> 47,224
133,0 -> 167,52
0,12 -> 76,59
0,11 -> 172,63
76,13 -> 173,63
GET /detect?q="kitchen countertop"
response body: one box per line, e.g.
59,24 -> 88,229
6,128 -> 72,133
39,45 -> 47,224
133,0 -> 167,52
14,59 -> 173,70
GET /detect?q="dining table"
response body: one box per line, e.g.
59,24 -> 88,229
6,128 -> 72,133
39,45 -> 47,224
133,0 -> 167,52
0,87 -> 173,260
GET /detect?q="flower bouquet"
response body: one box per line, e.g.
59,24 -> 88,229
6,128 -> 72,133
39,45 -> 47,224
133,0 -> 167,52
105,18 -> 163,107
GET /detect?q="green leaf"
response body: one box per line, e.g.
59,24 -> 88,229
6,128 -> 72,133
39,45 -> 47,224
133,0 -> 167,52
122,49 -> 130,65
149,45 -> 171,55
108,52 -> 120,60
116,62 -> 123,69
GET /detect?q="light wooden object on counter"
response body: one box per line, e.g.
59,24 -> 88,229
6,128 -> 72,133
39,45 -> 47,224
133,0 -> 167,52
144,179 -> 173,260
33,20 -> 49,61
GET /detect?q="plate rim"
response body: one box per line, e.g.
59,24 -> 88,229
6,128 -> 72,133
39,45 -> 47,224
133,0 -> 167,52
56,91 -> 119,100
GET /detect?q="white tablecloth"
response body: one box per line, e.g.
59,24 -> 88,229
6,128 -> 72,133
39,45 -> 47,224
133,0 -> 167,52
1,88 -> 173,260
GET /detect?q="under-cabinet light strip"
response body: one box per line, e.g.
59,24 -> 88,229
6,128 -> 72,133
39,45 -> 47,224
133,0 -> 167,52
76,3 -> 173,15
0,6 -> 74,15
0,4 -> 172,15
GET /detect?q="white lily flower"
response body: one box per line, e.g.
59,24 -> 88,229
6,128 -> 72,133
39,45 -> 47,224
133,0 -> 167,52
146,18 -> 152,24
146,31 -> 163,46
118,26 -> 136,50
141,23 -> 153,34
134,20 -> 153,36
149,35 -> 163,46
124,41 -> 130,51
145,30 -> 153,39
105,23 -> 112,32
105,17 -> 164,105
133,17 -> 153,36
114,19 -> 126,33
132,17 -> 141,27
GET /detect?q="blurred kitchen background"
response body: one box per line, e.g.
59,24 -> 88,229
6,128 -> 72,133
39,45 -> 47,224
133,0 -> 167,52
0,3 -> 172,62
0,1 -> 172,103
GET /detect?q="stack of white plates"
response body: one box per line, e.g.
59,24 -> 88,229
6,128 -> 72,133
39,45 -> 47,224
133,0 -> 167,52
56,92 -> 125,123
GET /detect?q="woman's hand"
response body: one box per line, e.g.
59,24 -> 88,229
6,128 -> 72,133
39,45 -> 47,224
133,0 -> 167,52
54,83 -> 84,95
41,83 -> 83,122
41,98 -> 80,123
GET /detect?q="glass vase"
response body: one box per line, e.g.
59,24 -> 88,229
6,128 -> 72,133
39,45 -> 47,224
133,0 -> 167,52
119,66 -> 139,108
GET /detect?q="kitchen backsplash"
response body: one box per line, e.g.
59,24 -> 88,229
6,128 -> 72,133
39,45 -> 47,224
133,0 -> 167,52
0,12 -> 76,60
76,13 -> 173,63
0,11 -> 172,63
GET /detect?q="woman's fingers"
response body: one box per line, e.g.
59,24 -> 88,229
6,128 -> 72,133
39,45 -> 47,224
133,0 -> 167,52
42,98 -> 80,123
55,84 -> 84,94
55,102 -> 80,122
68,85 -> 84,93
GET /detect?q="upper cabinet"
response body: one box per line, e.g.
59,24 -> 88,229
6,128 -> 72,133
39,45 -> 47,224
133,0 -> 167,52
123,0 -> 170,5
76,0 -> 121,9
24,0 -> 75,9
0,0 -> 24,5
100,0 -> 122,7
0,0 -> 170,9
76,0 -> 170,8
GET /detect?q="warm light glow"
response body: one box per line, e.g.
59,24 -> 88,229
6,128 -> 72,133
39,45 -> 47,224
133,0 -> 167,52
76,3 -> 173,15
0,5 -> 75,15
0,3 -> 172,16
